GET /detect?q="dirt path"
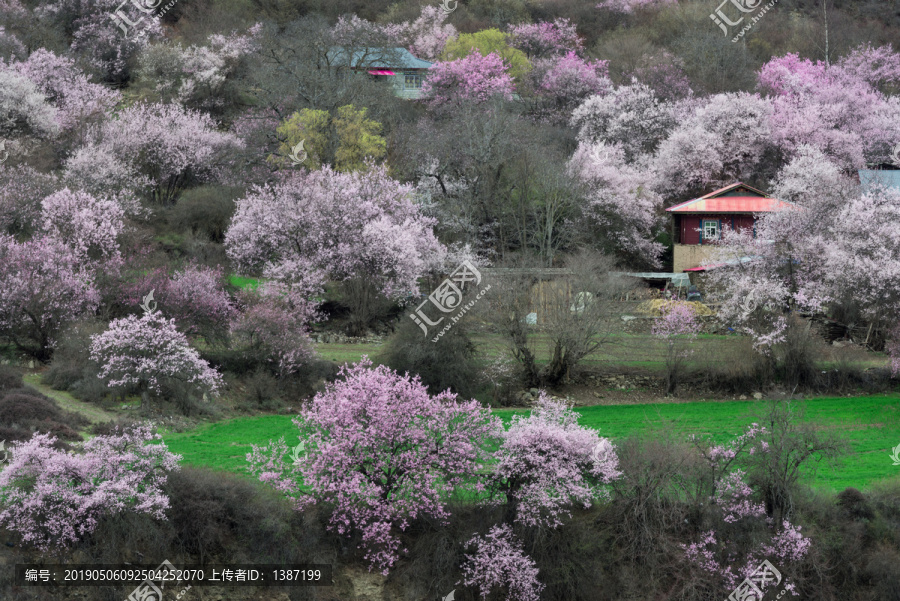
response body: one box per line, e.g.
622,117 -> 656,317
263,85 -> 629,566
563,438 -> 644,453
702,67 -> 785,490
22,373 -> 116,425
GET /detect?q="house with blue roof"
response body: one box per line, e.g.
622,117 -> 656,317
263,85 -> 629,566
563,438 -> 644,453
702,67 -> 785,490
858,163 -> 900,194
326,47 -> 433,100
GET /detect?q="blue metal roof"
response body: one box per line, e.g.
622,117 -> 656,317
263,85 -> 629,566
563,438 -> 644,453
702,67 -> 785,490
326,47 -> 433,70
859,168 -> 900,194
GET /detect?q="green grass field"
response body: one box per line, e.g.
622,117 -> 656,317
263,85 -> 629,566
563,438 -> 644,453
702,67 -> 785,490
228,275 -> 262,290
161,393 -> 900,492
317,332 -> 889,373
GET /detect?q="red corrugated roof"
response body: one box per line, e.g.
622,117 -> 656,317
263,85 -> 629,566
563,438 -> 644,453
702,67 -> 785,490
666,182 -> 799,214
667,196 -> 795,213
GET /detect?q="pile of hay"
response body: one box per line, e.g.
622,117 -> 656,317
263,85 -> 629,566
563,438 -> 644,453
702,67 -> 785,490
635,299 -> 716,317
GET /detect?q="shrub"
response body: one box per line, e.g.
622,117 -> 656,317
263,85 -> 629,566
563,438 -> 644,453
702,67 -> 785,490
164,466 -> 311,564
0,390 -> 89,432
607,430 -> 695,574
229,283 -> 318,376
170,186 -> 240,244
243,368 -> 282,410
836,487 -> 874,521
0,425 -> 36,444
377,313 -> 484,399
703,336 -> 773,394
0,424 -> 75,451
773,315 -> 821,389
41,319 -> 107,403
0,365 -> 22,392
745,401 -> 848,525
90,418 -> 143,437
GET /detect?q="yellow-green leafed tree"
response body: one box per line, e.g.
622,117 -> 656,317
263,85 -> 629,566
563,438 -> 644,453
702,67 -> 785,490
272,106 -> 385,172
333,105 -> 386,173
441,28 -> 532,83
273,108 -> 329,169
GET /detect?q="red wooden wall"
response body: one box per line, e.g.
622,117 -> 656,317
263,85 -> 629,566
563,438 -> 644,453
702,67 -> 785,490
676,214 -> 756,244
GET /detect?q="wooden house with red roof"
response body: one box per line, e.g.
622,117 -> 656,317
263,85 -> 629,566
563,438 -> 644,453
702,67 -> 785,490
666,182 -> 798,272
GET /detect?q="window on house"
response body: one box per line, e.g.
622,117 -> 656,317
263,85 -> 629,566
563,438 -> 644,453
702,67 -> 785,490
404,72 -> 422,89
703,219 -> 720,241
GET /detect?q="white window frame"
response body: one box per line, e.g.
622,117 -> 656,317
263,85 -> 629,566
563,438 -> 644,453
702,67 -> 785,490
404,72 -> 422,90
702,219 -> 720,241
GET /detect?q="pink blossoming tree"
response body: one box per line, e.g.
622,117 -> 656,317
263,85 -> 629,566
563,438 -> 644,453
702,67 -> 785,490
652,300 -> 701,395
571,81 -> 675,162
627,50 -> 693,101
703,220 -> 817,353
0,67 -> 59,140
460,524 -> 545,601
229,282 -> 320,375
120,263 -> 235,343
596,0 -> 677,12
682,425 -> 810,597
247,358 -> 502,574
493,393 -> 621,528
90,311 -> 224,408
137,26 -> 261,113
10,49 -> 120,145
0,234 -> 100,361
225,165 -> 444,334
0,424 -> 180,552
757,49 -> 900,169
507,18 -> 583,59
37,0 -> 163,85
528,52 -> 612,123
567,142 -> 665,266
404,6 -> 457,61
93,101 -> 243,205
0,164 -> 58,234
330,8 -> 456,62
654,92 -> 773,199
420,52 -> 515,109
39,188 -> 125,262
821,187 -> 900,351
61,144 -> 151,217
